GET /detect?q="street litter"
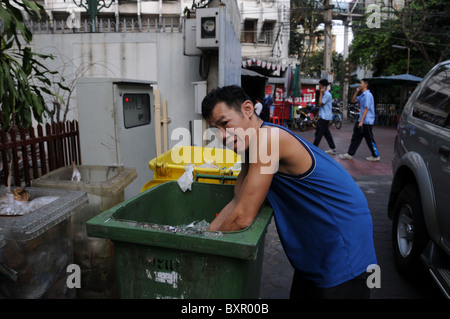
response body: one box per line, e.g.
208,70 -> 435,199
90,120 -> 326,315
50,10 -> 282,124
71,161 -> 81,182
0,187 -> 59,216
177,164 -> 194,192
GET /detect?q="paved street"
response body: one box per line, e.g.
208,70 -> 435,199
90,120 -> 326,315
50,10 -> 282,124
259,120 -> 444,299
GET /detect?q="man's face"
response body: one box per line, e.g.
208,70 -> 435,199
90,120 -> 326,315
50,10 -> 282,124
207,101 -> 255,153
360,80 -> 368,90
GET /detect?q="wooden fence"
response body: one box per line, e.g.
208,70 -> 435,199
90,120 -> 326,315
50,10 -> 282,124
0,120 -> 81,188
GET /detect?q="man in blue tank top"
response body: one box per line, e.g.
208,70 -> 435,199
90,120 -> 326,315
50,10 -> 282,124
201,85 -> 377,299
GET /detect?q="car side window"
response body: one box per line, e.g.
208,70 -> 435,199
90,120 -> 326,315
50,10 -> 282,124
413,63 -> 450,128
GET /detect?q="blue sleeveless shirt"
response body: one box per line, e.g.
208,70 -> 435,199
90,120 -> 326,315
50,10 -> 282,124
262,122 -> 377,288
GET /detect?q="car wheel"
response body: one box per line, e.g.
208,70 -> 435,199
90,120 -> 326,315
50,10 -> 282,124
392,184 -> 429,279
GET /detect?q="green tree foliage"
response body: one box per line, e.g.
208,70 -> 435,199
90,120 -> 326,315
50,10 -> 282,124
289,0 -> 324,72
349,0 -> 450,77
399,0 -> 450,68
0,0 -> 69,131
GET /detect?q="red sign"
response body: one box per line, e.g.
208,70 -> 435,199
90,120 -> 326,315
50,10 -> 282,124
274,87 -> 285,104
265,85 -> 273,96
298,87 -> 316,107
273,86 -> 316,107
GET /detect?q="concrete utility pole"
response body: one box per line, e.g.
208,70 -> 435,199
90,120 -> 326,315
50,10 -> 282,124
323,0 -> 333,81
341,0 -> 360,119
342,18 -> 350,119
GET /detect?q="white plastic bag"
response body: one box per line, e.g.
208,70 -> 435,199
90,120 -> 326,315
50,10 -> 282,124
177,164 -> 194,192
229,161 -> 241,172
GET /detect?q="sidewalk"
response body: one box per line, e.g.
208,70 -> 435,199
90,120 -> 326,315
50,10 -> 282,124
259,120 -> 398,299
294,119 -> 396,177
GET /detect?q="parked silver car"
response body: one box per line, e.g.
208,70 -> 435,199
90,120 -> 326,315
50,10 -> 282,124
388,60 -> 450,298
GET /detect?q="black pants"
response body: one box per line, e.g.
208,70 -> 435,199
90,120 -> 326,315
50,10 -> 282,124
290,270 -> 371,299
313,118 -> 336,149
347,122 -> 380,157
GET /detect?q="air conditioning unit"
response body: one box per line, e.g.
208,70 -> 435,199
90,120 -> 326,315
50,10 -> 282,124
196,8 -> 220,50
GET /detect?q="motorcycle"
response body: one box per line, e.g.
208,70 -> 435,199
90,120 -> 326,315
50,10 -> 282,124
296,103 -> 318,131
347,101 -> 360,122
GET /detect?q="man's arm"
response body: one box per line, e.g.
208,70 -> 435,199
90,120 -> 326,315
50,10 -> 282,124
208,129 -> 277,232
208,162 -> 273,231
351,87 -> 360,103
318,91 -> 324,107
357,92 -> 370,127
318,87 -> 327,107
358,107 -> 369,128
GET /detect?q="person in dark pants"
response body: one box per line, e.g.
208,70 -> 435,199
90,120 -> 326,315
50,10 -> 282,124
313,79 -> 336,155
339,79 -> 380,161
290,269 -> 371,299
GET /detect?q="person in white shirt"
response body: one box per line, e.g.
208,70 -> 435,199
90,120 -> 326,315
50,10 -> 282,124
254,98 -> 263,116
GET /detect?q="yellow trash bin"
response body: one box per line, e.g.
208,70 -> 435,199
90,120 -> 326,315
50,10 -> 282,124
142,146 -> 241,191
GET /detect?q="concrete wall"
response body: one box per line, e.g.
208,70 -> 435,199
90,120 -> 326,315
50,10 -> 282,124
31,31 -> 205,149
219,4 -> 242,87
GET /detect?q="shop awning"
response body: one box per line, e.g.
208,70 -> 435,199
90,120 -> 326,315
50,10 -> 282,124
365,74 -> 423,85
241,68 -> 267,78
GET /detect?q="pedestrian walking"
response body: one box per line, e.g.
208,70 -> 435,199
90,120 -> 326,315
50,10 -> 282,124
201,85 -> 377,299
313,79 -> 336,155
339,79 -> 380,161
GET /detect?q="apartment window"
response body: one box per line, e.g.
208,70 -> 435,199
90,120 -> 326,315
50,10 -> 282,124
243,20 -> 256,43
259,21 -> 274,44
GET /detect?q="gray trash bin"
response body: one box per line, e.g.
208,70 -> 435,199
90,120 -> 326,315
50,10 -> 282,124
0,187 -> 87,299
32,165 -> 137,298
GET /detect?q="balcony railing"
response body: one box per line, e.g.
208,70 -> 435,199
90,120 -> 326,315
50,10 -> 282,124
25,16 -> 183,34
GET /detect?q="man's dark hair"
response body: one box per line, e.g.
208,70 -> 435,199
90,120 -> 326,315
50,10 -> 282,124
201,85 -> 251,120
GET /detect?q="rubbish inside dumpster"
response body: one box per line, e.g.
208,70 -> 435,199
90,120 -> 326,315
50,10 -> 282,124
121,219 -> 223,237
177,164 -> 194,192
0,187 -> 59,216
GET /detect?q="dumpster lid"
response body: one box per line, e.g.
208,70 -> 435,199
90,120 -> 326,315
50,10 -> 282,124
0,187 -> 88,241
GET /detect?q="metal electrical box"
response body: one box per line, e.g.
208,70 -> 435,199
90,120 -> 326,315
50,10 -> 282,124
76,78 -> 157,200
184,18 -> 203,56
196,8 -> 220,49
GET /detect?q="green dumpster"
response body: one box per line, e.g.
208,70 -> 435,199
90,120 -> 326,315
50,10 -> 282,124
86,181 -> 272,299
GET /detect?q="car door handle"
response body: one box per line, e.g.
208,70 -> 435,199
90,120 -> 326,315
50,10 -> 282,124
439,146 -> 450,158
